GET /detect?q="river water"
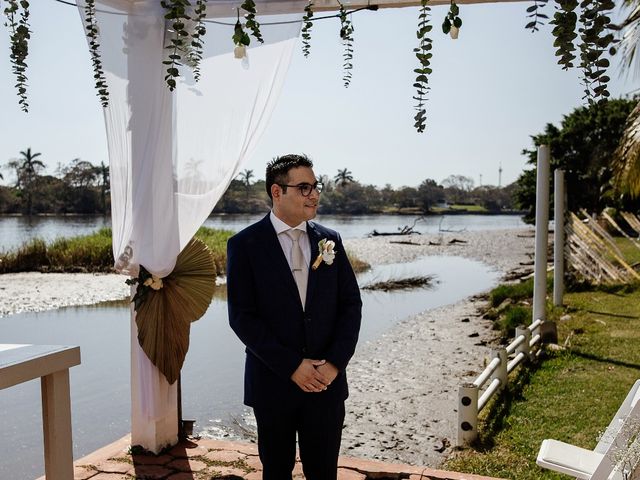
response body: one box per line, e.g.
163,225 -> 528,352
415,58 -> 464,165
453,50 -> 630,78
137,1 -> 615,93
0,213 -> 526,251
0,254 -> 500,480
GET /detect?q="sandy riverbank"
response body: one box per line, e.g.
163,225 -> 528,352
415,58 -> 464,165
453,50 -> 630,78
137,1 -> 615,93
0,227 -> 536,468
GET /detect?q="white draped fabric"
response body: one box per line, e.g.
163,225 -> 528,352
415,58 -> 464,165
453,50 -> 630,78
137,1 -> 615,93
76,1 -> 301,441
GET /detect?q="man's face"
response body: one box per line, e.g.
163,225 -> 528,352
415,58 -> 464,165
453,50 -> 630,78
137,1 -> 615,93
272,166 -> 320,227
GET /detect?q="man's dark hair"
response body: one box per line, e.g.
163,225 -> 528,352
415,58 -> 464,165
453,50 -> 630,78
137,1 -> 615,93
265,154 -> 314,199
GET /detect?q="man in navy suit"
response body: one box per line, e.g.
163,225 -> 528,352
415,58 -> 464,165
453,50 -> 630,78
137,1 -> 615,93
227,154 -> 362,480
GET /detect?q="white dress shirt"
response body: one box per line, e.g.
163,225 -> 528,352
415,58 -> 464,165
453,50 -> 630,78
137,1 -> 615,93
270,211 -> 311,269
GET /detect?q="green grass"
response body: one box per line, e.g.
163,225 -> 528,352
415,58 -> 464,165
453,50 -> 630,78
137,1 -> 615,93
613,236 -> 640,266
444,285 -> 640,479
489,278 -> 535,307
449,204 -> 488,213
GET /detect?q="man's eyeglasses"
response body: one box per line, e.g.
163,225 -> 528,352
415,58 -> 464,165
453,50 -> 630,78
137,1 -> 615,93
277,182 -> 324,197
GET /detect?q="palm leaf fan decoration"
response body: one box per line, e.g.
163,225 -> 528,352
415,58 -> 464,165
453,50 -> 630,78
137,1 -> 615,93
135,237 -> 216,384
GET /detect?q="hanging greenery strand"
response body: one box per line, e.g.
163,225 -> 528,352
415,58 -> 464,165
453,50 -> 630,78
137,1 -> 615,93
4,0 -> 31,113
232,8 -> 251,47
525,0 -> 549,32
578,0 -> 614,103
161,0 -> 191,91
242,0 -> 264,44
442,1 -> 462,37
550,0 -> 578,70
84,0 -> 109,107
187,0 -> 207,82
413,0 -> 432,133
338,2 -> 354,87
302,2 -> 314,57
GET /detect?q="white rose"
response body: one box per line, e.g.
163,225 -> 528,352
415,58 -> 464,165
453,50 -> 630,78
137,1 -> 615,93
322,252 -> 336,265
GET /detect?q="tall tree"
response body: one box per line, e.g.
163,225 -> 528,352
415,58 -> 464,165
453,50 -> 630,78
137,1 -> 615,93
95,161 -> 110,214
334,168 -> 354,187
237,169 -> 254,199
7,147 -> 45,216
515,99 -> 636,222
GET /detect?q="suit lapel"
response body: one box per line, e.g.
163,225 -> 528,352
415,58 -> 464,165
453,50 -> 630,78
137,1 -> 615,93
305,222 -> 321,308
258,215 -> 301,304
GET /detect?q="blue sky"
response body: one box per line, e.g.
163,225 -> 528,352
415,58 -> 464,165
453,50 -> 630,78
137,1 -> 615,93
1,1 -> 638,189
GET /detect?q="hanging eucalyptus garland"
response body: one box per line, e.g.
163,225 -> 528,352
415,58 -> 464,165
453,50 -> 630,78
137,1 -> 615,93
84,0 -> 109,107
187,0 -> 207,82
442,1 -> 462,38
578,0 -> 614,103
233,9 -> 251,48
302,2 -> 314,58
525,0 -> 549,32
413,0 -> 433,133
338,2 -> 354,87
4,0 -> 30,113
161,0 -> 191,91
550,0 -> 578,70
242,0 -> 264,44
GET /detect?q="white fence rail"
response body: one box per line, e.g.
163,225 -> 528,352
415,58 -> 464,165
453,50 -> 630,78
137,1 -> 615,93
457,319 -> 544,446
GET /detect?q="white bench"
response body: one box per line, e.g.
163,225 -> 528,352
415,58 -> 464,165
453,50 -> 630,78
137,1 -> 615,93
537,379 -> 640,479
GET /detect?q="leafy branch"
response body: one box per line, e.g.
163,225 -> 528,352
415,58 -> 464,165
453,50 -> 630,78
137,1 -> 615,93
578,0 -> 614,103
233,9 -> 251,48
442,1 -> 462,38
338,1 -> 354,87
186,0 -> 207,82
302,2 -> 314,58
84,0 -> 109,107
161,0 -> 191,91
413,0 -> 433,133
242,0 -> 264,44
4,0 -> 31,112
525,0 -> 549,32
550,0 -> 578,70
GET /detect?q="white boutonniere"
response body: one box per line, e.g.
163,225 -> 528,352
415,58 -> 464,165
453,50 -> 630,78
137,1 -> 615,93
312,238 -> 337,270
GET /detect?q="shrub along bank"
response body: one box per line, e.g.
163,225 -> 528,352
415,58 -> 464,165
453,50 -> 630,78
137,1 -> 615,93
0,226 -> 369,275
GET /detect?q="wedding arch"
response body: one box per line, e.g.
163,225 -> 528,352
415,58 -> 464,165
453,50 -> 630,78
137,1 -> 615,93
3,0 -> 619,453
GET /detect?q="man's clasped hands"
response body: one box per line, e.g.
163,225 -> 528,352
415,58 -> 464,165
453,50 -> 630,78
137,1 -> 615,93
290,359 -> 339,393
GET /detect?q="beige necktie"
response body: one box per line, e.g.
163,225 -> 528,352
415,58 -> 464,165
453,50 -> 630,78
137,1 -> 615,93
287,229 -> 308,309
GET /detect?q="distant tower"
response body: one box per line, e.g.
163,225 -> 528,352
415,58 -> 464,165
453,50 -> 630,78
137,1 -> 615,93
479,174 -> 482,186
498,163 -> 503,188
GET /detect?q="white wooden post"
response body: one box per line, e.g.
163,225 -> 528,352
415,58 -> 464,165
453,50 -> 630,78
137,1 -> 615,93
491,349 -> 508,392
553,169 -> 565,307
515,326 -> 532,361
458,383 -> 478,446
533,145 -> 550,323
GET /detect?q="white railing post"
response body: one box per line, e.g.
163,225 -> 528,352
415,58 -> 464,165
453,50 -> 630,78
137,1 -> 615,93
553,169 -> 565,307
533,145 -> 550,324
515,326 -> 532,361
491,349 -> 508,392
458,383 -> 478,446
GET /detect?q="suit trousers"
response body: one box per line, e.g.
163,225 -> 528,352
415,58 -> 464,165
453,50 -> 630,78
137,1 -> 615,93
253,391 -> 345,480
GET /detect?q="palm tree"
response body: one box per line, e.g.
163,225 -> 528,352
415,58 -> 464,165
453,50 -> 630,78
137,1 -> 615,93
237,169 -> 254,199
611,3 -> 640,196
334,168 -> 354,187
95,161 -> 110,215
238,169 -> 254,187
8,148 -> 45,216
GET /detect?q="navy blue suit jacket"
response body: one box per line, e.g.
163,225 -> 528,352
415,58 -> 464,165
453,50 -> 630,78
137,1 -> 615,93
227,214 -> 362,409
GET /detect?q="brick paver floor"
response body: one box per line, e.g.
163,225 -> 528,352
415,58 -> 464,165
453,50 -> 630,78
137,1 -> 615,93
44,435 -> 506,480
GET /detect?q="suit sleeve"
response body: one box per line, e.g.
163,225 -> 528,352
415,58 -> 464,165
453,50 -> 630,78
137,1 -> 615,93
227,235 -> 303,381
323,234 -> 362,371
